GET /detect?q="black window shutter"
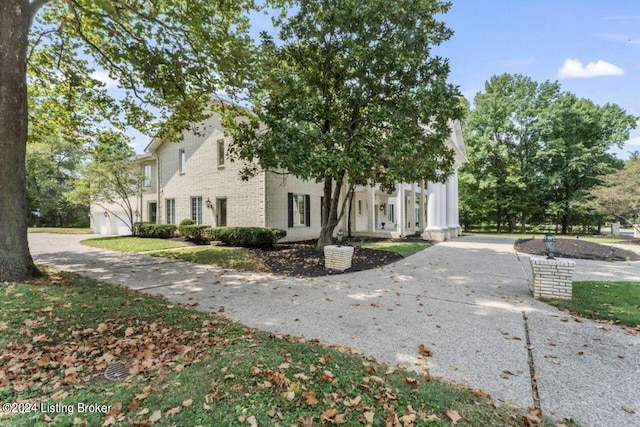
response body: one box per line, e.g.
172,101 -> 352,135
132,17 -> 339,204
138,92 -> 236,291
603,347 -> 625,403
305,194 -> 311,227
288,193 -> 294,228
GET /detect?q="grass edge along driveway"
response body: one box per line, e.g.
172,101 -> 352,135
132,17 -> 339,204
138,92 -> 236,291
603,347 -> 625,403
0,268 -> 571,426
543,281 -> 640,327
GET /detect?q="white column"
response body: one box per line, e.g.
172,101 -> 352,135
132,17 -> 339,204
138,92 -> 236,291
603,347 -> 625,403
453,169 -> 461,235
426,182 -> 441,231
446,176 -> 457,231
424,181 -> 446,241
368,186 -> 375,232
439,182 -> 447,226
419,180 -> 425,231
408,184 -> 415,231
397,184 -> 404,236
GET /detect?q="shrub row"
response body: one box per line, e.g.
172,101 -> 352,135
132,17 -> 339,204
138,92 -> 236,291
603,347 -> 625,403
178,224 -> 210,242
134,219 -> 286,248
133,222 -> 177,239
205,227 -> 286,248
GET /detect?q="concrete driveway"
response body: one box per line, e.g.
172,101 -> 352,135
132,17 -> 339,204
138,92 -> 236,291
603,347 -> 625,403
28,233 -> 640,427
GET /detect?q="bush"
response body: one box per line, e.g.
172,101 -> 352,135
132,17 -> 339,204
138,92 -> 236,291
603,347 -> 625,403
205,227 -> 286,248
134,222 -> 177,239
179,218 -> 195,226
178,224 -> 210,242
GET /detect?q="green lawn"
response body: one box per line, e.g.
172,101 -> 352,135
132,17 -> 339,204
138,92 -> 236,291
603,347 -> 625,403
544,281 -> 640,326
81,236 -> 187,252
473,231 -> 626,244
150,247 -> 266,271
353,241 -> 432,257
28,227 -> 92,234
0,268 -> 570,426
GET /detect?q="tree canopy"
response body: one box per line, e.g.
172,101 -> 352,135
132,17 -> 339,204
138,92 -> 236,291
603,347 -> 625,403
1,0 -> 264,280
224,0 -> 463,249
459,73 -> 637,234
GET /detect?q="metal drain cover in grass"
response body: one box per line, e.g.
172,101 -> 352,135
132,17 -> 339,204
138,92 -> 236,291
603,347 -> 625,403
104,361 -> 130,381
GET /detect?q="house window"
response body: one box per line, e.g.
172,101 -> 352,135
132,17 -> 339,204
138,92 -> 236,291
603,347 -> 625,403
358,200 -> 362,216
288,193 -> 310,227
179,149 -> 186,174
143,164 -> 151,187
191,196 -> 202,224
217,198 -> 227,227
388,204 -> 395,223
217,139 -> 225,167
148,202 -> 157,223
165,199 -> 175,224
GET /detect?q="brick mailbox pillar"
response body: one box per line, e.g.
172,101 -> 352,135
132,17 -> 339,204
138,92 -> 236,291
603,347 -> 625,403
324,245 -> 354,271
529,258 -> 575,300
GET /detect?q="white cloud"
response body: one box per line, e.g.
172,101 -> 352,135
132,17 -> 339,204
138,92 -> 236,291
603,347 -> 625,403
90,71 -> 118,88
557,58 -> 625,79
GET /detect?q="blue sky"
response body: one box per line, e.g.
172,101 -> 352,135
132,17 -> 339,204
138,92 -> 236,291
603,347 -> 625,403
123,1 -> 639,157
436,0 -> 640,158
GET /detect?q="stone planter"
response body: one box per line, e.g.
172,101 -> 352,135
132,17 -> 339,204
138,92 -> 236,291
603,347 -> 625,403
324,245 -> 354,271
530,257 -> 575,300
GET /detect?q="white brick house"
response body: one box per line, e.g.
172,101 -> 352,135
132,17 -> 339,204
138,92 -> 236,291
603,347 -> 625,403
91,112 -> 467,242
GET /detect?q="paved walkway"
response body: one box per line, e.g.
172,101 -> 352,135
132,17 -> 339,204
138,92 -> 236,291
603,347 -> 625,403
28,234 -> 640,427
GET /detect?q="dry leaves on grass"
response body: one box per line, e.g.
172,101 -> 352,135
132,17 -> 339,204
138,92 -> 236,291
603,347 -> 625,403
0,318 -> 228,396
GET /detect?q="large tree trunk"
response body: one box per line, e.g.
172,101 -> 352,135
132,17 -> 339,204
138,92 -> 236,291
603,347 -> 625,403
0,0 -> 38,281
508,214 -> 516,233
315,175 -> 350,252
520,211 -> 526,234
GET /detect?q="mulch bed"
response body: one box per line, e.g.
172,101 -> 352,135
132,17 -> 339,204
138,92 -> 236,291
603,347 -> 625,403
515,237 -> 640,262
249,241 -> 404,278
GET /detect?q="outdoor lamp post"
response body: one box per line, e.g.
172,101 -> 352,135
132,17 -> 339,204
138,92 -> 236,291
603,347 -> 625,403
337,228 -> 343,247
543,232 -> 556,260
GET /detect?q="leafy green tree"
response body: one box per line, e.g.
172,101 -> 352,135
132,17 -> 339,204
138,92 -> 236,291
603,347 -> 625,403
224,0 -> 462,250
460,73 -> 637,234
69,132 -> 143,234
588,158 -> 640,231
539,94 -> 635,234
26,137 -> 87,227
1,0 -> 259,280
459,74 -> 560,232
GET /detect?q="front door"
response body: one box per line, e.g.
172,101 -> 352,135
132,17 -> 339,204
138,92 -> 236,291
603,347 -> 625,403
149,202 -> 157,223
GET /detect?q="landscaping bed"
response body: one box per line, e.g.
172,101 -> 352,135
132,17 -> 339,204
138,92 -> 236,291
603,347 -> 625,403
249,241 -> 405,278
515,237 -> 640,261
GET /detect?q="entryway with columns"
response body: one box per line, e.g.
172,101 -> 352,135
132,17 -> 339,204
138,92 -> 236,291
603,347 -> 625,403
347,168 -> 462,241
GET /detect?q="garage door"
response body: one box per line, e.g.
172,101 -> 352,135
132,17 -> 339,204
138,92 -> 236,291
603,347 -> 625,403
95,213 -> 107,235
112,214 -> 132,236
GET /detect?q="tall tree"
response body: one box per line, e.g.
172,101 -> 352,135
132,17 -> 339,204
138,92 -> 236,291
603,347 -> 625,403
587,154 -> 640,229
459,74 -> 560,232
460,73 -> 637,233
26,137 -> 86,227
224,0 -> 462,250
1,0 -> 259,281
540,94 -> 635,233
69,132 -> 142,233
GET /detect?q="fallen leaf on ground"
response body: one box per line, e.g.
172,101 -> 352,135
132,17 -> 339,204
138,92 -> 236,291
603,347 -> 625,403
418,344 -> 432,357
149,410 -> 161,423
446,410 -> 461,424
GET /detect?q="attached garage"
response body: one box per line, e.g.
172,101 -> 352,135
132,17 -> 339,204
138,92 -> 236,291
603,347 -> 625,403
93,212 -> 132,235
